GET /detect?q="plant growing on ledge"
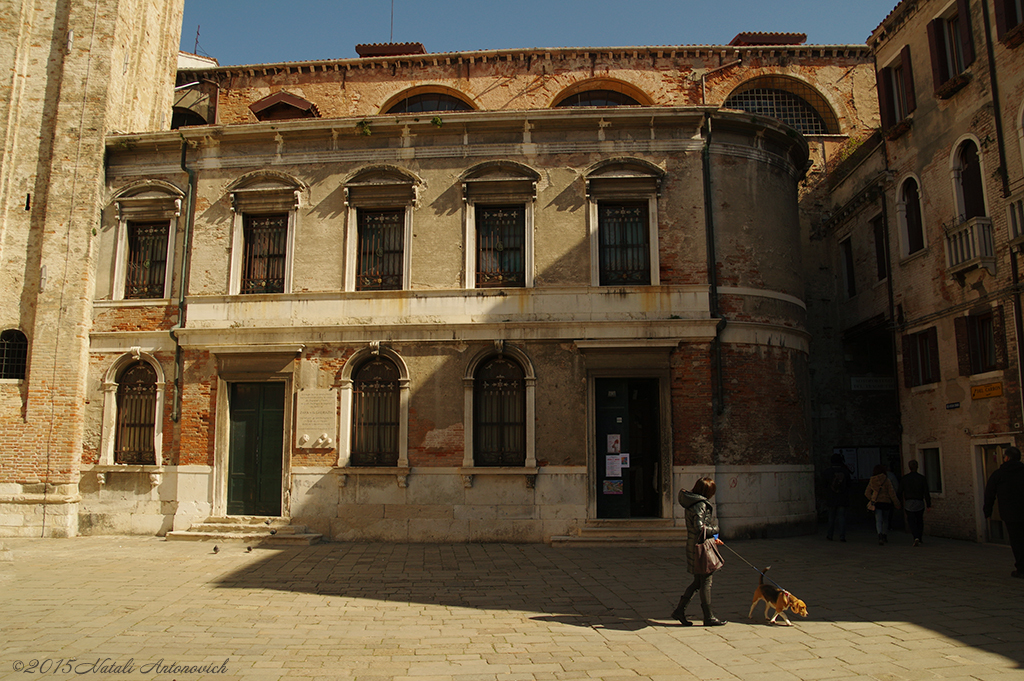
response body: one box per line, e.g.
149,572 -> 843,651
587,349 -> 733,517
356,120 -> 372,136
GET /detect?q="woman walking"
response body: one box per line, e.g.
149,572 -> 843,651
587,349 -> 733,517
672,477 -> 727,626
865,464 -> 901,545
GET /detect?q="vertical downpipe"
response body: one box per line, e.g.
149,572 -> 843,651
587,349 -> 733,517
702,116 -> 726,418
172,138 -> 196,422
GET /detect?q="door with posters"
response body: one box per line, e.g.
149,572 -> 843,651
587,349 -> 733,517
595,377 -> 661,518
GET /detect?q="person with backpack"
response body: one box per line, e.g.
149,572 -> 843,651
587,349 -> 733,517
822,452 -> 852,542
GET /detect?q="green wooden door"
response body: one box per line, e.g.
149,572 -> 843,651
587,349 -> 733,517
595,378 -> 661,519
227,382 -> 284,516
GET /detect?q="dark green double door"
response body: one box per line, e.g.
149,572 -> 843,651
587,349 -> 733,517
228,382 -> 284,516
595,378 -> 661,519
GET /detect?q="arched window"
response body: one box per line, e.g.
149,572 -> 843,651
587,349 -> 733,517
899,177 -> 926,256
115,361 -> 158,465
386,92 -> 473,113
555,90 -> 641,107
724,77 -> 838,135
955,140 -> 986,220
473,355 -> 526,467
0,329 -> 28,380
350,356 -> 400,467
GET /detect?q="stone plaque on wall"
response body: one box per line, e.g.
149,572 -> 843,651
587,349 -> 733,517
295,388 -> 338,450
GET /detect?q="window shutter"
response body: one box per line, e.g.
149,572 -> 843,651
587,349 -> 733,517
954,316 -> 970,376
900,45 -> 917,113
957,0 -> 975,65
993,0 -> 1008,40
902,333 -> 914,388
994,306 -> 1008,369
926,327 -> 940,383
927,21 -> 949,90
878,68 -> 896,129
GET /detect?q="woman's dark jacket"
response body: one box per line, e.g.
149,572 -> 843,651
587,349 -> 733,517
679,490 -> 719,575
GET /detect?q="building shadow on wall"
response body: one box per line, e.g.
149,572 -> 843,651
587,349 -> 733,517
211,533 -> 1024,668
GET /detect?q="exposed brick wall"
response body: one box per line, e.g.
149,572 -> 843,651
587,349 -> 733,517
670,342 -> 715,466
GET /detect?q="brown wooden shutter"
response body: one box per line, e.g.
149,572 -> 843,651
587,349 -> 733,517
902,333 -> 914,388
878,68 -> 896,129
901,45 -> 917,113
926,327 -> 940,383
927,21 -> 949,91
957,0 -> 975,65
994,0 -> 1009,40
954,316 -> 970,376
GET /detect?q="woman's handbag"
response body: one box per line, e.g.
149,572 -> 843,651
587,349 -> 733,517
694,528 -> 724,575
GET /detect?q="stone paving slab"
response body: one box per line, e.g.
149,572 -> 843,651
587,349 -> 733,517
0,530 -> 1022,681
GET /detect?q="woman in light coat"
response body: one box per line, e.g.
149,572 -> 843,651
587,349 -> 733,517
865,464 -> 901,545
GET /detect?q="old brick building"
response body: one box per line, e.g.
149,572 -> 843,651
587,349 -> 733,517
821,0 -> 1024,542
1,1 -> 887,542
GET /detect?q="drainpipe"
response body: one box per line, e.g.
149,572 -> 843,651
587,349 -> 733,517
702,115 -> 726,417
980,0 -> 1011,199
171,136 -> 196,422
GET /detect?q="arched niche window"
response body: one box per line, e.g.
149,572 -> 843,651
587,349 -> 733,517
552,79 -> 652,108
383,87 -> 475,114
463,343 -> 536,469
343,167 -> 420,291
897,176 -> 926,257
338,345 -> 409,469
227,172 -> 305,295
0,329 -> 28,380
171,107 -> 207,129
953,139 -> 987,221
724,76 -> 839,135
461,162 -> 540,289
585,159 -> 665,286
109,181 -> 183,300
99,352 -> 166,466
248,91 -> 321,121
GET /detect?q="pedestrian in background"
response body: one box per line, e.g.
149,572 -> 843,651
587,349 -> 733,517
865,464 -> 900,546
983,446 -> 1024,578
822,452 -> 851,542
898,460 -> 931,547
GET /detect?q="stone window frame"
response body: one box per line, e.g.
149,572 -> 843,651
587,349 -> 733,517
585,159 -> 664,287
98,349 -> 166,467
461,342 -> 537,480
896,174 -> 927,259
550,78 -> 654,108
226,172 -> 304,296
337,343 -> 410,470
903,326 -> 940,388
954,306 -> 1006,376
916,444 -> 945,496
460,161 -> 539,290
343,166 -> 420,293
109,180 -> 183,301
948,134 -> 990,222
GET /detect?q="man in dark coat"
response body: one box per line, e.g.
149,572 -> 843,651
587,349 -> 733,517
822,453 -> 851,542
898,459 -> 931,547
983,446 -> 1024,578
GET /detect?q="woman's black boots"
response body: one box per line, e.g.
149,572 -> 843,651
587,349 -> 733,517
701,605 -> 727,626
671,595 -> 693,626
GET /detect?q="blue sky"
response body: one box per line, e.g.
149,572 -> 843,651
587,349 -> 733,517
181,0 -> 900,66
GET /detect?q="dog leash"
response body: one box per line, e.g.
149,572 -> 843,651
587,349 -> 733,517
718,542 -> 790,593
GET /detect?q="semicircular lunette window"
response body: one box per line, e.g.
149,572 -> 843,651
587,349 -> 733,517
386,93 -> 473,113
555,89 -> 641,107
724,88 -> 831,135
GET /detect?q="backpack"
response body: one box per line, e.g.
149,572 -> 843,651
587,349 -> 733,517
830,470 -> 845,493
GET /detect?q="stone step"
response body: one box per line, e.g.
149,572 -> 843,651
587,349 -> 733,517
550,521 -> 687,547
165,516 -> 321,546
186,523 -> 312,534
165,530 -> 321,546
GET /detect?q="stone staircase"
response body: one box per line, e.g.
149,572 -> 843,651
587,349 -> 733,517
549,518 -> 687,547
166,516 -> 322,546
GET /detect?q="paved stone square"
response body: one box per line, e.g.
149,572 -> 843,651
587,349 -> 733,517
1,529 -> 1022,680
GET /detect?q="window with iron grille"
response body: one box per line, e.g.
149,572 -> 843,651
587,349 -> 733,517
474,356 -> 526,467
387,92 -> 472,113
115,361 -> 157,465
357,209 -> 405,291
555,89 -> 640,107
350,356 -> 400,466
124,221 -> 169,299
598,201 -> 650,285
241,214 -> 287,294
0,329 -> 28,380
476,205 -> 525,288
724,88 -> 829,135
903,327 -> 940,388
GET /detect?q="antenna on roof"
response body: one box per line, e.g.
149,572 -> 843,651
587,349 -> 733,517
194,25 -> 200,54
390,0 -> 394,42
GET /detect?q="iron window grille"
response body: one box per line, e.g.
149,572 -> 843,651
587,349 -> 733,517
476,205 -> 526,288
114,361 -> 157,465
351,357 -> 400,467
555,89 -> 640,107
241,214 -> 287,294
387,93 -> 472,113
124,221 -> 169,299
357,209 -> 404,291
724,87 -> 829,135
0,329 -> 28,380
598,201 -> 650,285
474,356 -> 526,467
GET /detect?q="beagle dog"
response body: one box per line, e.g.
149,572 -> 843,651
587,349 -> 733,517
748,566 -> 808,626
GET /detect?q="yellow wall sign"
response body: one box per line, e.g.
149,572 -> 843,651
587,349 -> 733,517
971,383 -> 1003,400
